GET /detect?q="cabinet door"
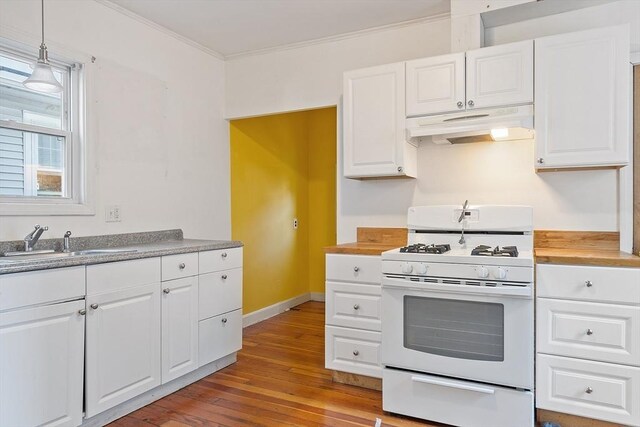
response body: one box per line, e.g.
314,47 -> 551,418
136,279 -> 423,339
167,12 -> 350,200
535,25 -> 630,169
466,40 -> 533,110
85,283 -> 161,418
0,300 -> 84,427
162,276 -> 199,383
343,62 -> 410,178
406,53 -> 465,116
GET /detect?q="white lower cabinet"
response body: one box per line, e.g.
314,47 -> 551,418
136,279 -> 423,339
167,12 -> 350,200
85,283 -> 161,418
0,299 -> 85,427
536,263 -> 640,426
161,276 -> 199,383
199,309 -> 242,366
325,254 -> 382,378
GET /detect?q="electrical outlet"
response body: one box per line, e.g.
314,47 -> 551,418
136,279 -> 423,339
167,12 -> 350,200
105,205 -> 121,222
293,218 -> 298,229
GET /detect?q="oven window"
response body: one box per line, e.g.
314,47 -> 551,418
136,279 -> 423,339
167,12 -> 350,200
404,296 -> 504,361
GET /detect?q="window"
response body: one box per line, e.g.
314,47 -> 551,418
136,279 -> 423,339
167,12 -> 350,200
0,41 -> 89,215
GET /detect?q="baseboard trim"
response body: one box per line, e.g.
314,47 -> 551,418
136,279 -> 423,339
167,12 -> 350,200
81,353 -> 237,426
243,292 -> 315,327
310,292 -> 325,302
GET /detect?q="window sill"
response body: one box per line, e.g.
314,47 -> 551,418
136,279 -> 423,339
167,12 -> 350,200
0,201 -> 95,216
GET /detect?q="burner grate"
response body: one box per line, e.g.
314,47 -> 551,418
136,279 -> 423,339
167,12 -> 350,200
399,243 -> 451,254
471,245 -> 519,257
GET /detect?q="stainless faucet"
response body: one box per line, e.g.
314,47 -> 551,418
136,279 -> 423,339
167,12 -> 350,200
458,200 -> 469,245
24,224 -> 48,252
63,231 -> 72,253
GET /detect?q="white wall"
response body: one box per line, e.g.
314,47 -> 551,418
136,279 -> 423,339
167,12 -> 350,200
0,0 -> 229,241
227,1 -> 637,243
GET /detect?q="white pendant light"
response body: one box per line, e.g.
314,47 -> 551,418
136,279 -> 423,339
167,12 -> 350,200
23,0 -> 63,93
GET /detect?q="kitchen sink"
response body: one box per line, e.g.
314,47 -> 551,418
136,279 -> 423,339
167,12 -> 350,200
0,248 -> 138,262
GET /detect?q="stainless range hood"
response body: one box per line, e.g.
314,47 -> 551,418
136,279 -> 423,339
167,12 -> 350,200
406,105 -> 534,144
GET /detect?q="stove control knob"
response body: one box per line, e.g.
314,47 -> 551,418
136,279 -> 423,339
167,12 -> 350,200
495,267 -> 507,280
401,263 -> 413,274
415,264 -> 428,275
477,267 -> 489,279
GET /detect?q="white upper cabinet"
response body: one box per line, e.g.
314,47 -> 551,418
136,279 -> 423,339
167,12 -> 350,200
343,62 -> 416,179
466,40 -> 533,110
535,25 -> 630,169
406,53 -> 465,116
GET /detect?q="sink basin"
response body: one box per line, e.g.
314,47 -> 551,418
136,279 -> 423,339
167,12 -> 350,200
0,248 -> 138,262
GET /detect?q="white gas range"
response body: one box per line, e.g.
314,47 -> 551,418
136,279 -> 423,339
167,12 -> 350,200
381,204 -> 534,427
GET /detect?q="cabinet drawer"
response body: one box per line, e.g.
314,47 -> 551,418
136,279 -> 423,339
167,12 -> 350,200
325,325 -> 381,378
162,252 -> 198,281
537,264 -> 640,305
384,368 -> 534,427
537,354 -> 640,426
87,257 -> 160,295
199,309 -> 242,367
0,266 -> 85,312
326,282 -> 381,331
326,254 -> 381,285
199,268 -> 242,320
537,298 -> 640,366
199,247 -> 242,274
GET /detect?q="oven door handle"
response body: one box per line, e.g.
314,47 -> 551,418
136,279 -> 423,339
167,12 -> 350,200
411,375 -> 496,395
382,278 -> 532,298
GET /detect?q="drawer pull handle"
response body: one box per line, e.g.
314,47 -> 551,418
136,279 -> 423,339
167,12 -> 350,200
179,263 -> 186,270
585,280 -> 593,287
222,252 -> 228,258
163,288 -> 171,294
90,303 -> 99,310
411,376 -> 495,394
353,304 -> 360,310
354,266 -> 359,272
78,309 -> 86,316
222,274 -> 228,280
221,318 -> 228,324
586,387 -> 593,394
586,328 -> 593,336
353,350 -> 359,356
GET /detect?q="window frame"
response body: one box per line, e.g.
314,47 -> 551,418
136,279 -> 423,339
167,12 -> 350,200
0,38 -> 92,216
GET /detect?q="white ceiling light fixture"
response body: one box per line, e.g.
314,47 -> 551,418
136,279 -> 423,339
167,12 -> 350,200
23,0 -> 63,93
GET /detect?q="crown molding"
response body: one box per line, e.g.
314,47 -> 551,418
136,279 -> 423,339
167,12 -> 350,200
94,0 -> 226,60
225,12 -> 450,60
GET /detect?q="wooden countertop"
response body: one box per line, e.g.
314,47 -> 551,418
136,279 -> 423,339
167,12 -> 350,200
535,248 -> 640,267
324,242 -> 399,256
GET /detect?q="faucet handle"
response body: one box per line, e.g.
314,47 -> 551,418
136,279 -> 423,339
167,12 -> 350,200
42,226 -> 49,231
64,231 -> 71,237
33,224 -> 41,230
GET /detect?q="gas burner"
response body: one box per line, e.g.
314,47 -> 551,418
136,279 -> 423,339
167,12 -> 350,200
400,243 -> 451,254
471,245 -> 519,257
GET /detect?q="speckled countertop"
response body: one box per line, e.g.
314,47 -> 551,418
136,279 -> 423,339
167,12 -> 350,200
0,229 -> 242,275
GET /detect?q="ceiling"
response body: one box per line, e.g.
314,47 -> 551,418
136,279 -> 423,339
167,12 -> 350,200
107,0 -> 450,57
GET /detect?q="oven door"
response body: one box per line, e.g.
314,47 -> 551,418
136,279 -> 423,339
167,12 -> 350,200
381,277 -> 533,389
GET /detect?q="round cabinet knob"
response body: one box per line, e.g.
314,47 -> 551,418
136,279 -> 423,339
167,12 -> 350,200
78,309 -> 86,316
353,350 -> 359,356
397,166 -> 403,173
178,263 -> 186,270
537,158 -> 545,164
221,252 -> 228,258
585,280 -> 593,288
457,101 -> 464,108
494,267 -> 507,280
353,304 -> 360,310
221,274 -> 228,280
467,100 -> 474,107
90,303 -> 99,310
221,318 -> 228,324
401,263 -> 413,274
353,266 -> 360,272
163,288 -> 171,294
586,328 -> 594,336
477,267 -> 489,279
586,387 -> 593,394
415,264 -> 428,275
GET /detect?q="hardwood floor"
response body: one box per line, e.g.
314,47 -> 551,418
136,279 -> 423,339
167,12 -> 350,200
110,301 -> 437,427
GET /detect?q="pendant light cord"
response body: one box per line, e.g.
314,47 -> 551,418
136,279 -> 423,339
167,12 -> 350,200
41,0 -> 45,46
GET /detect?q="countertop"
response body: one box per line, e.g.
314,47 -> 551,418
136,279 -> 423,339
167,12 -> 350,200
534,248 -> 640,267
324,242 -> 399,256
0,238 -> 243,275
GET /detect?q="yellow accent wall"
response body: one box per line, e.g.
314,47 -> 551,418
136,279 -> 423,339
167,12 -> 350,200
230,107 -> 336,314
